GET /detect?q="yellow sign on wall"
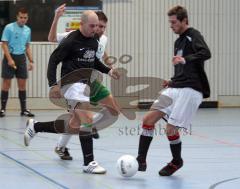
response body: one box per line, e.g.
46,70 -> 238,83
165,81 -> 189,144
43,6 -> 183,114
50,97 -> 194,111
57,6 -> 101,33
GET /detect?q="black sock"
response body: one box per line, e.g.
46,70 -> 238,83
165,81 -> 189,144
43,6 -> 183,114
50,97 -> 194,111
79,132 -> 94,165
1,90 -> 8,110
170,142 -> 182,165
19,90 -> 26,112
137,135 -> 153,162
34,121 -> 58,133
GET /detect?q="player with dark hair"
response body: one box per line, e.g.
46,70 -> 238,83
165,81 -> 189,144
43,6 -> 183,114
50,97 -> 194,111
0,7 -> 34,117
136,5 -> 211,176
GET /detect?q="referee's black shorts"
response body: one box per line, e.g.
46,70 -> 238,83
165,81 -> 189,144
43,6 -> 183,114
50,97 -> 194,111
1,54 -> 28,79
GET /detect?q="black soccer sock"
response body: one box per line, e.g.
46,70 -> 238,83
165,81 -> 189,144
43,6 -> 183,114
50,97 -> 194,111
168,134 -> 182,165
34,121 -> 58,133
1,90 -> 8,110
170,142 -> 182,164
19,90 -> 26,112
137,135 -> 153,162
79,132 -> 94,165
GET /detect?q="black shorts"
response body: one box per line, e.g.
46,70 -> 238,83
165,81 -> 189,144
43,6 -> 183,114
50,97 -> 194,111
1,54 -> 28,79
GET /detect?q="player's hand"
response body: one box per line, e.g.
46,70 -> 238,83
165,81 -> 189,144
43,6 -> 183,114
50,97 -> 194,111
8,59 -> 17,69
104,58 -> 114,69
28,62 -> 34,71
172,56 -> 186,65
55,3 -> 66,18
162,80 -> 170,88
108,69 -> 120,80
49,85 -> 62,98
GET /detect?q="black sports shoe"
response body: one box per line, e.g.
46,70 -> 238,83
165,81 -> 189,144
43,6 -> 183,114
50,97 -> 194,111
55,147 -> 73,160
0,109 -> 5,117
92,127 -> 100,139
20,110 -> 35,117
136,156 -> 147,171
159,159 -> 183,176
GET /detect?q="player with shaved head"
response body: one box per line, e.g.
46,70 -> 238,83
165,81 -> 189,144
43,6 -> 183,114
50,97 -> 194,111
24,10 -> 119,174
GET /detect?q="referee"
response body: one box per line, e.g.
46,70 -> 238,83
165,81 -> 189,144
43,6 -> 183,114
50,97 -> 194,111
0,7 -> 34,117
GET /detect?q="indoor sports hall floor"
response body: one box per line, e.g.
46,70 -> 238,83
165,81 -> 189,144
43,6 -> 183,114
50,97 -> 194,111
0,108 -> 239,189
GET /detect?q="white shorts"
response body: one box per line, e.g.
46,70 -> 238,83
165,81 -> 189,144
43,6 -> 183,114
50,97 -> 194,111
151,88 -> 203,130
61,82 -> 90,110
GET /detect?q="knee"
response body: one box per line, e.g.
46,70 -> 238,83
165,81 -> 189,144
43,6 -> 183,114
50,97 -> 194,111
166,130 -> 181,144
18,85 -> 26,91
2,82 -> 11,91
76,110 -> 93,124
142,115 -> 155,125
17,80 -> 27,90
106,106 -> 119,116
141,124 -> 155,137
166,124 -> 180,137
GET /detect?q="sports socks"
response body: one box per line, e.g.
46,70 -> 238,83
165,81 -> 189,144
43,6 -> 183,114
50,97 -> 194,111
34,121 -> 60,133
57,134 -> 72,148
1,90 -> 8,110
137,124 -> 154,162
167,132 -> 182,165
19,90 -> 26,112
79,132 -> 94,165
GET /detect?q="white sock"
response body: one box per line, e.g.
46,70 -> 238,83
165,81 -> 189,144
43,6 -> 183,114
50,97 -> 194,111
57,134 -> 72,148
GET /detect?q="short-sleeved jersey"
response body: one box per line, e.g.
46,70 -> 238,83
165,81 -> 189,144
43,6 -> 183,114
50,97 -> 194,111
1,22 -> 31,55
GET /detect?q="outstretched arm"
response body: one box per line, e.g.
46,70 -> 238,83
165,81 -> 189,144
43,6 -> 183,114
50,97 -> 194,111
48,3 -> 66,42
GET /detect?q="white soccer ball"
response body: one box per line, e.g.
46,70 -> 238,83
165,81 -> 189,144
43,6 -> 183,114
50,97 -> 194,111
116,155 -> 138,177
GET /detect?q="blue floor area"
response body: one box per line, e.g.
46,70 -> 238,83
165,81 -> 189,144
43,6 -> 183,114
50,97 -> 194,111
0,109 -> 240,189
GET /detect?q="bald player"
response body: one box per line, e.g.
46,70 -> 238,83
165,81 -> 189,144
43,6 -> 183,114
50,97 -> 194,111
24,10 -> 119,174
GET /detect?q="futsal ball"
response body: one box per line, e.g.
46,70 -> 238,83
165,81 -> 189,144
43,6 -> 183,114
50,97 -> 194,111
116,155 -> 138,177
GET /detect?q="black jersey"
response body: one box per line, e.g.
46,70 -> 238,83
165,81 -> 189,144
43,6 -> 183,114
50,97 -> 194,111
169,27 -> 211,98
47,30 -> 110,87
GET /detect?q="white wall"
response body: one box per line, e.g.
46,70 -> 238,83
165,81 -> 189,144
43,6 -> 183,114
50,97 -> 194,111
0,0 -> 240,108
103,0 -> 240,102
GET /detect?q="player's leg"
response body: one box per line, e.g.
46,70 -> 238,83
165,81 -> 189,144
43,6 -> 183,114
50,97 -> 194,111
90,80 -> 134,138
24,119 -> 66,146
91,94 -> 120,136
1,57 -> 14,117
54,98 -> 119,160
90,80 -> 113,138
99,94 -> 120,115
158,88 -> 203,176
0,79 -> 11,117
137,91 -> 173,171
64,82 -> 106,174
53,88 -> 88,161
16,57 -> 34,117
158,123 -> 183,176
55,134 -> 73,160
53,82 -> 87,160
17,79 -> 34,117
74,102 -> 106,174
136,110 -> 165,171
54,98 -> 119,159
